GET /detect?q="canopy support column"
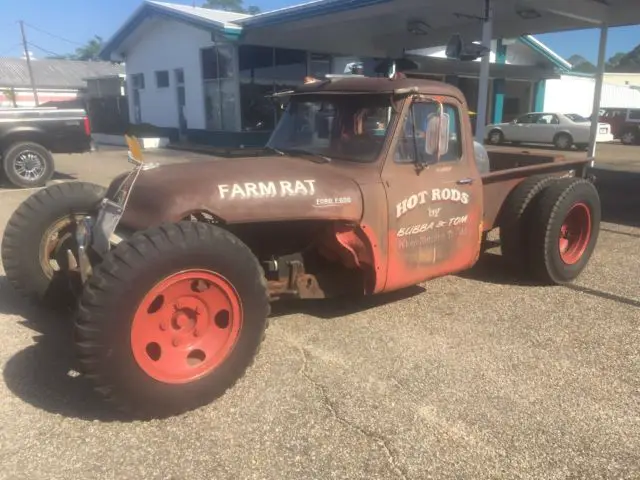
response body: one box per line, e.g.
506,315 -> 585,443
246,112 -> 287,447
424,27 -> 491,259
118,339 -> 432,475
588,25 -> 608,167
475,0 -> 493,143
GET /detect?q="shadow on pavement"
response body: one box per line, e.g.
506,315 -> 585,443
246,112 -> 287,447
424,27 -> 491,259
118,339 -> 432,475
0,276 -> 126,422
270,286 -> 426,319
591,167 -> 640,228
455,252 -> 538,287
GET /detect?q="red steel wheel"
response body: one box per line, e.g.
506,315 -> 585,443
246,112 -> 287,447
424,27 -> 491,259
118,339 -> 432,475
558,202 -> 591,265
131,270 -> 243,384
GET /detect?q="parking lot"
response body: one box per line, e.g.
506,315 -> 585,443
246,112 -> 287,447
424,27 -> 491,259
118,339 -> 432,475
0,143 -> 638,479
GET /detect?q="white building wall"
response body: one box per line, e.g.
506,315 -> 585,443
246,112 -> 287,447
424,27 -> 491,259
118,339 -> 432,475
124,19 -> 214,130
544,75 -> 640,116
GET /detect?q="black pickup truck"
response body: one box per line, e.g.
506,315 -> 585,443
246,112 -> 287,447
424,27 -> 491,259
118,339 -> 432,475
0,107 -> 92,188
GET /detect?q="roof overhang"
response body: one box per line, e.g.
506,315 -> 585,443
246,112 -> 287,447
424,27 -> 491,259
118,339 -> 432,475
239,0 -> 640,58
404,54 -> 561,80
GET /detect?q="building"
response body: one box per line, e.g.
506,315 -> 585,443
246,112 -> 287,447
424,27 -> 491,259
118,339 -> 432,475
0,57 -> 124,108
100,0 -> 640,146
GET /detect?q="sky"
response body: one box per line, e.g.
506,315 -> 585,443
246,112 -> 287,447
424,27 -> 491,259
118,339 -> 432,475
1,0 -> 639,63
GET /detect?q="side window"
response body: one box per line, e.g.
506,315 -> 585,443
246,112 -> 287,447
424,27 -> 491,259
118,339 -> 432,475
516,113 -> 538,124
394,101 -> 462,164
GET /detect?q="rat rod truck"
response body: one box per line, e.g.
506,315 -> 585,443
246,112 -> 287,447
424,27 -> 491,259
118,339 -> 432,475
1,76 -> 600,418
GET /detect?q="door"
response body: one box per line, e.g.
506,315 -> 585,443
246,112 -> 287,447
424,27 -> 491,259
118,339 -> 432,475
508,113 -> 539,142
381,96 -> 483,292
531,113 -> 559,144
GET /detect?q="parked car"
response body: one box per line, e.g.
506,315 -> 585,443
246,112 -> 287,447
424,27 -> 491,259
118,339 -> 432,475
2,76 -> 600,418
485,112 -> 614,150
598,107 -> 640,145
0,107 -> 93,188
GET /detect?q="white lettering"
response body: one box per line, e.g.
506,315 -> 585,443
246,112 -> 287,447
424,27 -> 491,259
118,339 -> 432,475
304,179 -> 316,195
294,180 -> 308,196
396,199 -> 408,218
279,181 -> 294,196
259,182 -> 277,197
231,183 -> 246,199
407,194 -> 418,210
245,183 -> 259,198
219,179 -> 318,200
431,189 -> 442,201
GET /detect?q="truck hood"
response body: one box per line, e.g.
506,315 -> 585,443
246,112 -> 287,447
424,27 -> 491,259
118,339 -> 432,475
116,155 -> 365,230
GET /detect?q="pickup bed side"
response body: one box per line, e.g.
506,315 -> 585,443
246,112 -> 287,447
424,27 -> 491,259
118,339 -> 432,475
482,150 -> 590,230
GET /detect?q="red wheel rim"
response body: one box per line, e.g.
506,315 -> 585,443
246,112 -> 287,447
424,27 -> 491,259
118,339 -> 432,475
131,270 -> 242,384
558,202 -> 592,265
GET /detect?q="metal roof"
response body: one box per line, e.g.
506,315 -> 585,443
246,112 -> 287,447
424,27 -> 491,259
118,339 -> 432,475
101,0 -> 249,60
0,58 -> 124,90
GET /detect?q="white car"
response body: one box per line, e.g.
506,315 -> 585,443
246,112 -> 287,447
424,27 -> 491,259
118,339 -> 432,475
486,112 -> 614,150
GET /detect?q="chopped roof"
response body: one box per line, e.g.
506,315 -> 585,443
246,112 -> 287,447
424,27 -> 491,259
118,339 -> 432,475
0,58 -> 124,90
282,76 -> 465,99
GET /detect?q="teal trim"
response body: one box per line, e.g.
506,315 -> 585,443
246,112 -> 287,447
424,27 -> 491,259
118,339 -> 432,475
222,26 -> 242,41
496,39 -> 507,64
518,36 -> 572,72
534,80 -> 546,112
493,79 -> 505,124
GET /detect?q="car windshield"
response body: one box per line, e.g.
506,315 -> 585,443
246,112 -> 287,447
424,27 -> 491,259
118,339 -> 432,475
267,94 -> 396,163
565,114 -> 589,123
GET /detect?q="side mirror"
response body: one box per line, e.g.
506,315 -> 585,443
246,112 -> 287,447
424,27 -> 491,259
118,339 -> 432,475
445,34 -> 491,62
425,112 -> 450,158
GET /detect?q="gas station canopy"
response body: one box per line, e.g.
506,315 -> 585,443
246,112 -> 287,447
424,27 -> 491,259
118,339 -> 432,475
239,0 -> 640,57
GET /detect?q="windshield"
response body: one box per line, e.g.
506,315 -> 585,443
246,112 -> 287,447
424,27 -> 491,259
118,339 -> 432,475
267,94 -> 396,163
565,113 -> 589,123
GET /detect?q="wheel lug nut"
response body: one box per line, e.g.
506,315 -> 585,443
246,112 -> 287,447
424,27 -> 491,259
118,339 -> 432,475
159,323 -> 167,331
172,338 -> 180,347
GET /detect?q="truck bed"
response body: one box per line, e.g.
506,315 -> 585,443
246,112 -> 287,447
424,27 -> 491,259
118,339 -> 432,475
481,149 -> 591,231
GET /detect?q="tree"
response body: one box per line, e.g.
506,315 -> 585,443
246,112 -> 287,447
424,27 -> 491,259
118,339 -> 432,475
568,54 -> 597,73
202,0 -> 261,14
606,52 -> 626,72
611,44 -> 640,73
73,35 -> 103,61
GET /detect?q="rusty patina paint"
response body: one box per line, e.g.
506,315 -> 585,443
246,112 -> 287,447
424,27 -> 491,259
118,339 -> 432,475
109,76 -> 590,296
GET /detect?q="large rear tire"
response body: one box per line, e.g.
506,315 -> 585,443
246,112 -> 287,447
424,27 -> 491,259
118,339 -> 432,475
527,178 -> 601,284
75,221 -> 270,419
1,181 -> 106,311
499,175 -> 558,273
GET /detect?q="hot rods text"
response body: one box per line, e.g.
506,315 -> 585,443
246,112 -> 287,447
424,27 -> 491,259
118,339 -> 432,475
396,188 -> 470,218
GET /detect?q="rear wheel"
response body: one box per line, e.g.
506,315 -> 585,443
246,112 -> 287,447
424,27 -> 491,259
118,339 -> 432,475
499,175 -> 558,273
527,178 -> 600,284
2,142 -> 55,188
621,129 -> 638,145
488,129 -> 504,145
1,182 -> 106,311
554,133 -> 573,150
75,221 -> 269,418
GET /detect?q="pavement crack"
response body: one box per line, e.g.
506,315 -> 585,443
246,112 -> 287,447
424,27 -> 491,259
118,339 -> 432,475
295,344 -> 409,480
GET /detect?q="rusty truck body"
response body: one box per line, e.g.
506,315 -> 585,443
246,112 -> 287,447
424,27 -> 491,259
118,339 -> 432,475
1,75 -> 601,418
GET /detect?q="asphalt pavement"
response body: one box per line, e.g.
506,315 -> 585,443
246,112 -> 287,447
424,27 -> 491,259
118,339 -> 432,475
0,144 -> 638,480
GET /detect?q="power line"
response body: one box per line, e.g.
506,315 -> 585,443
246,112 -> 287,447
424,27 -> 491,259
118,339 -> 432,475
0,42 -> 23,57
23,21 -> 84,47
28,41 -> 68,59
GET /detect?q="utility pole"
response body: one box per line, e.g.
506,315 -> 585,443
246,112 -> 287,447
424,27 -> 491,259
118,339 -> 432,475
19,20 -> 39,107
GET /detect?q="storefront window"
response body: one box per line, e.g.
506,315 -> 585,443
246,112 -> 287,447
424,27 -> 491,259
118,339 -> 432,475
239,45 -> 309,132
201,44 -> 237,131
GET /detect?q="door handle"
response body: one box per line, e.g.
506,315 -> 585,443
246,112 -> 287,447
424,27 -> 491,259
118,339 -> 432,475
457,178 -> 474,185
